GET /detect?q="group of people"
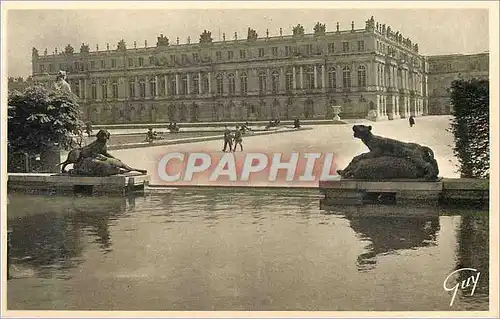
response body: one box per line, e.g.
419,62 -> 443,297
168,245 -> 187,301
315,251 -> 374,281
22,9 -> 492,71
222,125 -> 246,152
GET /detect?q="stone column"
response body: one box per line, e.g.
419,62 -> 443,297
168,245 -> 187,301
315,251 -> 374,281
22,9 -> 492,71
145,76 -> 150,98
394,66 -> 398,90
187,73 -> 191,95
321,65 -> 326,89
352,63 -> 356,87
336,63 -> 342,90
387,95 -> 394,120
280,67 -> 285,92
83,79 -> 88,100
383,96 -> 387,116
78,79 -> 83,99
313,65 -> 318,89
394,94 -> 399,117
134,76 -> 139,98
164,75 -> 168,95
175,74 -> 180,95
155,75 -> 159,97
198,72 -> 203,94
235,70 -> 240,95
208,72 -> 212,93
118,77 -> 125,98
292,66 -> 296,90
96,79 -> 102,100
299,66 -> 303,89
376,95 -> 380,117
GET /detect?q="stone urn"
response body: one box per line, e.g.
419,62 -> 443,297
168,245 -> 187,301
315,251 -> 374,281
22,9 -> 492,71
367,109 -> 377,121
331,105 -> 342,121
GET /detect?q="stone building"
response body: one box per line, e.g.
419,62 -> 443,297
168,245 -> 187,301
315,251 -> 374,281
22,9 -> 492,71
30,16 -> 428,124
7,76 -> 34,92
426,52 -> 489,115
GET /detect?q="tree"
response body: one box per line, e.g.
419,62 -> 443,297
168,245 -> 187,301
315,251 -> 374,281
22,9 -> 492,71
8,86 -> 84,171
448,79 -> 489,178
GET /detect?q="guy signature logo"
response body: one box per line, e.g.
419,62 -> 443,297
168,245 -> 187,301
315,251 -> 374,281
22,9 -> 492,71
443,267 -> 480,307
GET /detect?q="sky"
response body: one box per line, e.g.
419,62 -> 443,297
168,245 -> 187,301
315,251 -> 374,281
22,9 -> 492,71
5,7 -> 490,78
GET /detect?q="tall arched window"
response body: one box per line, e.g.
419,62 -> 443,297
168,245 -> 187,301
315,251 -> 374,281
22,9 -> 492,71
342,66 -> 351,88
216,73 -> 224,95
271,71 -> 279,93
139,79 -> 146,98
193,74 -> 200,94
112,80 -> 118,99
159,77 -> 165,96
258,71 -> 267,94
202,73 -> 209,93
91,81 -> 97,99
228,73 -> 235,95
150,77 -> 157,96
240,72 -> 248,96
328,67 -> 336,90
181,74 -> 188,95
101,80 -> 108,99
358,65 -> 366,87
285,70 -> 293,92
305,67 -> 314,89
170,76 -> 177,96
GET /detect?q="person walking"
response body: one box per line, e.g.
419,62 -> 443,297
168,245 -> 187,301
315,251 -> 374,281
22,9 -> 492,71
409,115 -> 415,127
233,125 -> 243,152
222,125 -> 233,152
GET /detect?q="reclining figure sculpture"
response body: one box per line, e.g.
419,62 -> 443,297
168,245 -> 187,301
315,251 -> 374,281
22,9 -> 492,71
336,125 -> 439,180
58,129 -> 147,176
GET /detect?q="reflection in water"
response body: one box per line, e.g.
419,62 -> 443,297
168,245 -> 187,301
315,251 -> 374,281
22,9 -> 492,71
8,194 -> 128,278
454,213 -> 489,309
348,215 -> 440,271
321,204 -> 441,271
6,188 -> 489,311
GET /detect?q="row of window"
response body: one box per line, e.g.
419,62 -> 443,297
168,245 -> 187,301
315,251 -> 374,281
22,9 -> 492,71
376,64 -> 422,90
376,40 -> 421,67
71,66 -> 368,100
38,41 -> 367,73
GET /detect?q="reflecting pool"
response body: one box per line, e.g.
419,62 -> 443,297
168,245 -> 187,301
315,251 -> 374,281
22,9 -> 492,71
7,188 -> 489,311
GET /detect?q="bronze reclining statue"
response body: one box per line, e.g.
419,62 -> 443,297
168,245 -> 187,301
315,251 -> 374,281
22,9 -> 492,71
58,129 -> 147,176
336,125 -> 439,181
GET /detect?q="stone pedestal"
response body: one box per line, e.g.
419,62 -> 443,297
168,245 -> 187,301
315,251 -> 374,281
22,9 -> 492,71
320,179 -> 443,206
38,147 -> 63,173
7,173 -> 150,196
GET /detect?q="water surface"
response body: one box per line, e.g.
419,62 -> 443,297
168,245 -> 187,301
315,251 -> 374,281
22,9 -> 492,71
7,188 -> 489,311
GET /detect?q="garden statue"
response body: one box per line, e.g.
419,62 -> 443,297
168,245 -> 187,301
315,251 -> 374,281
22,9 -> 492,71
58,129 -> 147,176
52,70 -> 71,94
336,125 -> 439,180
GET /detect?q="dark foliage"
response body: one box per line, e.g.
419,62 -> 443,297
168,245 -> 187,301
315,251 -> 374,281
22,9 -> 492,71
8,86 -> 84,155
448,79 -> 489,178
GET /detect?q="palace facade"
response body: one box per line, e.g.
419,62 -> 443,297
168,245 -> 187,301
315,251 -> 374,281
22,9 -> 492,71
426,52 -> 489,115
30,17 -> 429,124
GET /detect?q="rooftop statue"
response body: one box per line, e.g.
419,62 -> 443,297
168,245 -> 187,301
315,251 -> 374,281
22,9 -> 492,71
199,30 -> 213,44
80,43 -> 90,54
117,39 -> 127,51
247,27 -> 258,41
337,125 -> 439,180
292,24 -> 305,36
313,22 -> 326,36
64,44 -> 74,55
